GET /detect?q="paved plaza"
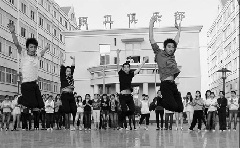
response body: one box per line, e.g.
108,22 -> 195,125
0,124 -> 239,148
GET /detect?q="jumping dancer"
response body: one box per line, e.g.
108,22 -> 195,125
149,15 -> 183,112
116,49 -> 148,129
8,23 -> 48,108
60,56 -> 77,130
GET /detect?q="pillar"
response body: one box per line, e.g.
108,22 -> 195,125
94,84 -> 99,94
115,83 -> 120,93
143,83 -> 148,95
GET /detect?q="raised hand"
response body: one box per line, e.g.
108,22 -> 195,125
70,56 -> 75,60
150,15 -> 158,23
7,23 -> 15,33
175,18 -> 181,30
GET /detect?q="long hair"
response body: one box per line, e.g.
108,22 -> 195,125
205,90 -> 211,99
186,92 -> 193,102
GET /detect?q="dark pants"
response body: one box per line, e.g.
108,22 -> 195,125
54,112 -> 61,129
1,112 -> 11,129
20,81 -> 44,108
155,110 -> 164,128
84,111 -> 91,129
218,110 -> 227,130
118,111 -> 127,128
139,114 -> 150,125
160,81 -> 183,112
128,114 -> 136,128
190,110 -> 203,130
206,111 -> 216,130
165,113 -> 173,129
40,110 -> 46,129
61,93 -> 77,114
33,111 -> 40,129
59,112 -> 65,128
22,113 -> 31,130
46,113 -> 54,128
119,94 -> 135,128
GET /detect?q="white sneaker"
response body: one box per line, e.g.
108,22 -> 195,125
180,127 -> 183,130
125,128 -> 130,131
50,128 -> 53,131
71,128 -> 76,131
144,127 -> 148,131
175,127 -> 178,131
47,128 -> 51,131
212,130 -> 215,132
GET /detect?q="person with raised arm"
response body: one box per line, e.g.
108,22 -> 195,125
8,23 -> 49,109
116,49 -> 148,130
149,15 -> 183,112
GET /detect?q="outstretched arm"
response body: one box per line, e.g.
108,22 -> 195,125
134,56 -> 149,76
174,18 -> 181,45
116,49 -> 121,72
70,56 -> 75,66
8,23 -> 22,54
40,44 -> 50,57
149,16 -> 157,44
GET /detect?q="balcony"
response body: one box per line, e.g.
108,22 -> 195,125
87,63 -> 181,85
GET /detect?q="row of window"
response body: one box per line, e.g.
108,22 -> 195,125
0,66 -> 18,85
0,38 -> 18,59
38,77 -> 59,93
39,58 -> 59,75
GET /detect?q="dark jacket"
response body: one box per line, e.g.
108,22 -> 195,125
217,97 -> 227,112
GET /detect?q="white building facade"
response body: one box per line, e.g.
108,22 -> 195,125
207,0 -> 239,97
0,0 -> 78,100
64,26 -> 203,102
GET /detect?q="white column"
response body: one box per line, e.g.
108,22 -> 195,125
115,83 -> 120,93
94,84 -> 99,94
143,83 -> 148,95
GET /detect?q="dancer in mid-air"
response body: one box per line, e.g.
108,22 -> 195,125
149,15 -> 183,112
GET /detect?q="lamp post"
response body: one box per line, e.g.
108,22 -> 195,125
216,68 -> 231,93
17,73 -> 21,94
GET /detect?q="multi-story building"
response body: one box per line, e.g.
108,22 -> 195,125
63,26 -> 203,103
207,0 -> 239,97
0,0 -> 78,100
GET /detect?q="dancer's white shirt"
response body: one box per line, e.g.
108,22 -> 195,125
21,51 -> 40,83
228,97 -> 239,110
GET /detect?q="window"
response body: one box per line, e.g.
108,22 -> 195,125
9,0 -> 14,5
6,68 -> 12,83
0,42 -> 2,53
60,17 -> 62,24
21,27 -> 26,37
53,29 -> 56,36
39,17 -> 43,27
54,11 -> 56,18
65,21 -> 68,29
0,66 -> 5,82
47,24 -> 50,32
0,13 -> 2,25
21,3 -> 27,14
100,55 -> 110,65
47,4 -> 50,12
30,33 -> 34,38
8,46 -> 12,56
9,20 -> 14,25
30,10 -> 35,20
60,34 -> 63,42
12,69 -> 17,84
40,0 -> 44,5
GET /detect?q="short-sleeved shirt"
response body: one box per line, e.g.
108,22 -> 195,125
60,65 -> 75,89
192,98 -> 204,110
118,69 -> 134,91
101,99 -> 109,111
21,51 -> 41,83
92,99 -> 101,110
83,100 -> 92,112
151,43 -> 180,81
228,97 -> 239,110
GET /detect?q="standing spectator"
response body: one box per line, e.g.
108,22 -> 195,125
205,92 -> 218,131
228,91 -> 239,131
101,94 -> 109,129
72,96 -> 84,130
204,90 -> 211,121
109,94 -> 118,130
54,94 -> 62,130
11,95 -> 21,131
139,95 -> 151,130
92,94 -> 101,130
45,95 -> 54,130
32,107 -> 40,130
217,91 -> 228,131
189,91 -> 204,131
184,92 -> 194,127
153,90 -> 164,130
83,94 -> 92,131
1,95 -> 12,131
21,105 -> 31,130
164,109 -> 174,130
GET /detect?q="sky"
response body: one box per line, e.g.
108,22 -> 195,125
54,0 -> 220,46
